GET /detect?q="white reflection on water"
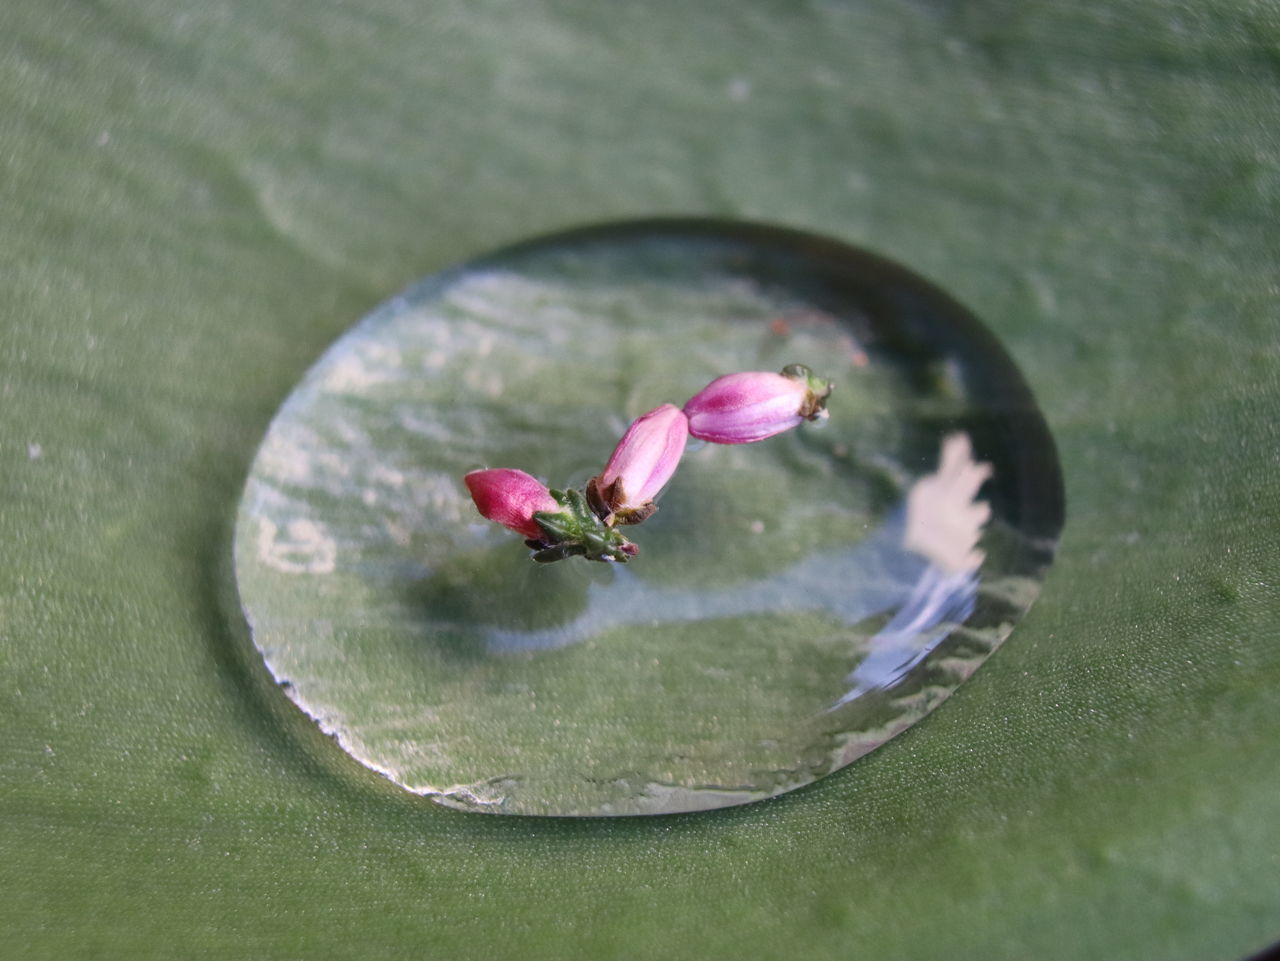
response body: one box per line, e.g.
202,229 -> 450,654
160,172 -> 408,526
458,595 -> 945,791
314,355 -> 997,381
485,434 -> 992,708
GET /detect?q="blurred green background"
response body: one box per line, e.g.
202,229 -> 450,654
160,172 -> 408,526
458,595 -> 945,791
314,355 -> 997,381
2,1 -> 1277,958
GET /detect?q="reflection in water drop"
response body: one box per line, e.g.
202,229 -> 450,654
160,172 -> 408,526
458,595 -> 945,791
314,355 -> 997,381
234,220 -> 1064,816
484,434 -> 990,709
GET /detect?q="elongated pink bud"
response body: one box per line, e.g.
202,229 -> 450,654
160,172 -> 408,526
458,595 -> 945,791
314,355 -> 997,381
589,403 -> 689,522
683,365 -> 833,444
464,468 -> 560,540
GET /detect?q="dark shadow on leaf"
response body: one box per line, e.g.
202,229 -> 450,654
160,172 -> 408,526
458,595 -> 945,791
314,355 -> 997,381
402,541 -> 595,660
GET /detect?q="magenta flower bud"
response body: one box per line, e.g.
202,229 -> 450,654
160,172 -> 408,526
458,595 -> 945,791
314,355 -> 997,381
464,468 -> 560,540
588,403 -> 689,523
683,365 -> 833,444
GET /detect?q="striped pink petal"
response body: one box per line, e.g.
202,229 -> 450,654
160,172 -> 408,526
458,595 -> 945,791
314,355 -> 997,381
682,371 -> 810,444
599,403 -> 689,508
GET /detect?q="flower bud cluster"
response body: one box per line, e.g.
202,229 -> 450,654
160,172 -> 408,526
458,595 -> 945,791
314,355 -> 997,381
464,364 -> 832,563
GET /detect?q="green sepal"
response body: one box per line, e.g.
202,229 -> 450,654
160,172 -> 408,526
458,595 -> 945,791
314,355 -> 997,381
531,487 -> 638,563
781,363 -> 834,420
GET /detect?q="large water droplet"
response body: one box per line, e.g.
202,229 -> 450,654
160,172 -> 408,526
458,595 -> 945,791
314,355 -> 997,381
234,219 -> 1064,815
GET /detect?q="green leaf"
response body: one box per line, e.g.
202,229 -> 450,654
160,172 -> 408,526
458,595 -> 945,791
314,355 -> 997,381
2,0 -> 1277,958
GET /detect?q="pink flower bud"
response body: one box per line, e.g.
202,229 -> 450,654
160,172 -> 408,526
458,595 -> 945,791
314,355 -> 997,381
683,366 -> 833,444
590,403 -> 689,521
464,468 -> 560,540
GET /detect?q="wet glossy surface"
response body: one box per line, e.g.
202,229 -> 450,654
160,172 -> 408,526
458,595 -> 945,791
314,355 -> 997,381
234,220 -> 1064,815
